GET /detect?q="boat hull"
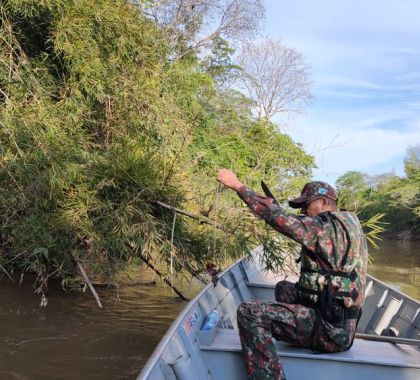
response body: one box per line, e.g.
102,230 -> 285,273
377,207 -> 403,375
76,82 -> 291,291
138,250 -> 420,380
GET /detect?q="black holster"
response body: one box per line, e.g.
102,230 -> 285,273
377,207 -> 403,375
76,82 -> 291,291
320,279 -> 345,326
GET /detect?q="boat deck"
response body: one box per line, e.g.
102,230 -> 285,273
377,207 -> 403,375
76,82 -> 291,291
204,327 -> 420,365
200,326 -> 420,380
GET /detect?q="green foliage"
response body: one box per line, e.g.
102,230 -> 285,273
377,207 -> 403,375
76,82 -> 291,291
336,171 -> 368,211
404,144 -> 420,180
0,0 -> 315,290
337,146 -> 420,234
359,213 -> 387,263
360,213 -> 386,249
202,36 -> 241,88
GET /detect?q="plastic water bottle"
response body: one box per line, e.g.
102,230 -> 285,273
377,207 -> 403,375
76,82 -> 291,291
201,310 -> 219,331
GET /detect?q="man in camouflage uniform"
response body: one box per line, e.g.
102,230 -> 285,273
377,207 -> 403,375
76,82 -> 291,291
217,169 -> 368,380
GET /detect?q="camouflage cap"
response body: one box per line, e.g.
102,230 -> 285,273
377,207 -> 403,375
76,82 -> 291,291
289,181 -> 338,208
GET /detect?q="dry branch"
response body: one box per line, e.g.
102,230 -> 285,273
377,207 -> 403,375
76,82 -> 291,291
155,200 -> 218,226
73,255 -> 103,308
138,253 -> 189,301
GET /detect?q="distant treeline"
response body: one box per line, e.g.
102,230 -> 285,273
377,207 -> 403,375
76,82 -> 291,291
0,0 -> 315,291
336,145 -> 420,236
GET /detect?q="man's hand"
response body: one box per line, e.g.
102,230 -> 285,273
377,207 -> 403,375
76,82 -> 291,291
217,169 -> 244,191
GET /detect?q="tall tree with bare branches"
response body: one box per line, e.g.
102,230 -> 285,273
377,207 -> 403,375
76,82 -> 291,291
143,0 -> 265,58
237,38 -> 313,121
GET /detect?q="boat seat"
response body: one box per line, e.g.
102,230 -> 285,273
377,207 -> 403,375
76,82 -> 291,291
200,328 -> 420,369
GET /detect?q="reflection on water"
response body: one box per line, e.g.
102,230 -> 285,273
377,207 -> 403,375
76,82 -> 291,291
368,238 -> 420,301
0,270 -> 186,380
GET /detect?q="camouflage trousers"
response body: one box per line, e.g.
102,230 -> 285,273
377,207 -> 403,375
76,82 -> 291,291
237,281 -> 357,380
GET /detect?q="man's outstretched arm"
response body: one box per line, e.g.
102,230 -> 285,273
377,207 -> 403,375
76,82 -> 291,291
217,169 -> 322,251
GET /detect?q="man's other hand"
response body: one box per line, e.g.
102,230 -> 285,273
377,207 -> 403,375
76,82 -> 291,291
217,169 -> 243,191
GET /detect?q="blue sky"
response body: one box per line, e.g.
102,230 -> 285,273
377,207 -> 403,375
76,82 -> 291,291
264,0 -> 420,185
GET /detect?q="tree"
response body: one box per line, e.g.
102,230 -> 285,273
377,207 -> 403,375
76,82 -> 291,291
336,171 -> 368,211
236,38 -> 313,121
143,0 -> 265,59
0,0 -> 315,295
396,145 -> 420,222
337,147 -> 420,234
201,36 -> 241,88
404,144 -> 420,180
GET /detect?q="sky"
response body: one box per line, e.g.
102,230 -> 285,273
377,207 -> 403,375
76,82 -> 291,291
264,0 -> 420,185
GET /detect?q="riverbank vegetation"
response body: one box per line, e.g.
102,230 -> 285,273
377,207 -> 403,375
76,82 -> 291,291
0,0 -> 317,297
336,145 -> 420,237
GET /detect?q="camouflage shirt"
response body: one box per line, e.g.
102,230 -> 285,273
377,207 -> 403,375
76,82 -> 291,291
237,186 -> 368,308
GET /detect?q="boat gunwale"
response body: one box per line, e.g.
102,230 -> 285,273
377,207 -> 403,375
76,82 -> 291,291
137,254 -> 249,379
365,272 -> 420,305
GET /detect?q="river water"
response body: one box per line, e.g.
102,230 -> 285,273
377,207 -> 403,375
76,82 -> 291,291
0,239 -> 418,379
369,238 -> 420,300
0,272 -> 187,380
